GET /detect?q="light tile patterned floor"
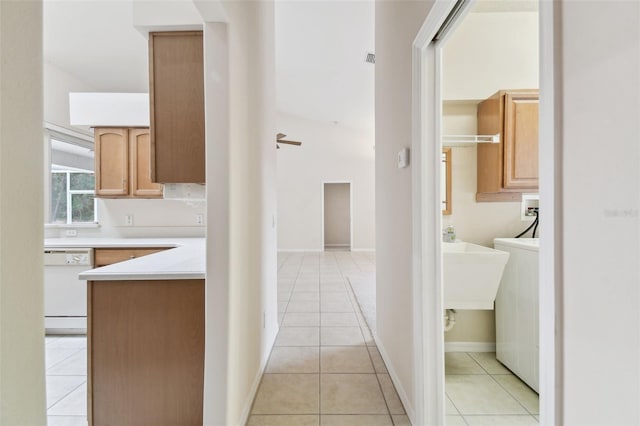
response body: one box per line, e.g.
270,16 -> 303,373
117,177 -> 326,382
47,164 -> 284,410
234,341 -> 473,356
251,251 -> 540,426
246,251 -> 410,426
45,335 -> 88,426
445,352 -> 539,425
45,251 -> 539,426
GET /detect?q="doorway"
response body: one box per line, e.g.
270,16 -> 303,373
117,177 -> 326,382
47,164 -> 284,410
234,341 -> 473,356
323,182 -> 352,251
411,0 -> 554,424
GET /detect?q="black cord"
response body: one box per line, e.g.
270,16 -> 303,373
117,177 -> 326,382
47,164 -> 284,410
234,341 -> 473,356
515,210 -> 539,238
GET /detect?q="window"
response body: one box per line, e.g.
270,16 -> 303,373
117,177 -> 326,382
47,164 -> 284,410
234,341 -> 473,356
45,124 -> 98,225
50,168 -> 97,224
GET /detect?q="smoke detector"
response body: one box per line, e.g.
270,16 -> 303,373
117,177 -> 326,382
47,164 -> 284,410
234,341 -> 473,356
365,52 -> 375,64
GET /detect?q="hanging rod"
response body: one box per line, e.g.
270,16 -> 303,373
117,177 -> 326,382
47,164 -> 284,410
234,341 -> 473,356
442,134 -> 500,146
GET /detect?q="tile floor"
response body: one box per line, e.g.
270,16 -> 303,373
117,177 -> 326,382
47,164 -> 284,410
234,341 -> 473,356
445,352 -> 539,425
44,251 -> 539,426
45,335 -> 88,426
246,251 -> 411,426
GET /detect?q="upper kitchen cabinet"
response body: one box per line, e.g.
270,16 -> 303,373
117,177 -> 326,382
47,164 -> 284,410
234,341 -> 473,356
129,128 -> 164,197
149,31 -> 205,184
95,128 -> 129,196
95,128 -> 163,198
476,90 -> 539,202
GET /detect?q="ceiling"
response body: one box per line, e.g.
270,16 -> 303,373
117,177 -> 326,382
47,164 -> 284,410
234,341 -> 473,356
43,0 -> 533,131
44,0 -> 148,92
43,0 -> 375,130
275,1 -> 375,130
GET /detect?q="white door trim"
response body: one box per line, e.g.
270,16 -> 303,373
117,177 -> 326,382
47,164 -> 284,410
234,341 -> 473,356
411,0 -> 560,424
538,1 -> 562,423
410,2 -> 460,424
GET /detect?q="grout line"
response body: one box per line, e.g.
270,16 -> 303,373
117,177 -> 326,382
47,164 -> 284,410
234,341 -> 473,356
444,392 -> 466,423
46,375 -> 86,412
487,371 -> 539,417
45,347 -> 86,373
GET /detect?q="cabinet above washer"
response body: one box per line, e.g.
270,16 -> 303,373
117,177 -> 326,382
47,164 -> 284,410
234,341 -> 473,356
477,90 -> 539,202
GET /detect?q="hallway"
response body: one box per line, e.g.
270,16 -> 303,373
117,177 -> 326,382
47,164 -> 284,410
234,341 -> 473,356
247,251 -> 410,425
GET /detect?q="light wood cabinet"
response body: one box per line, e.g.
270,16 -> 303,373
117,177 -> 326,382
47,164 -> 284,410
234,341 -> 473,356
149,31 -> 205,184
477,90 -> 539,201
94,247 -> 168,267
88,279 -> 204,425
94,128 -> 163,198
95,128 -> 128,196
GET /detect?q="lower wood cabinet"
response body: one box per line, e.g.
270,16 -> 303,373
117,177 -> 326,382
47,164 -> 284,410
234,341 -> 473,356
88,279 -> 205,426
93,247 -> 167,267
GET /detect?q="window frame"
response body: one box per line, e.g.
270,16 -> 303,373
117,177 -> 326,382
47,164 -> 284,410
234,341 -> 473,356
50,169 -> 98,225
44,123 -> 99,226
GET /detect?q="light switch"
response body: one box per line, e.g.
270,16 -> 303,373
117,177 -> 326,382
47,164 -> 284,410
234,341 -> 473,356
398,148 -> 410,168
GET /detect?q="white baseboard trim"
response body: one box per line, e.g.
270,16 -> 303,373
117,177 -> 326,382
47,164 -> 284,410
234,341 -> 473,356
277,249 -> 323,253
238,364 -> 263,426
375,335 -> 416,425
238,325 -> 279,425
350,248 -> 376,252
444,341 -> 496,353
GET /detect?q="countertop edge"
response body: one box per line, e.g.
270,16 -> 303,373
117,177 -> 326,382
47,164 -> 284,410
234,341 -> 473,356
46,238 -> 206,281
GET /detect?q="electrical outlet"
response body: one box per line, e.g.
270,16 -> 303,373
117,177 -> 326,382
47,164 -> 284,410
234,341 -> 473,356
125,214 -> 134,226
65,229 -> 77,237
196,214 -> 204,225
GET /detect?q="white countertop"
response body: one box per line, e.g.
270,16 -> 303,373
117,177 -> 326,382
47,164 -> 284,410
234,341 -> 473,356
45,238 -> 205,281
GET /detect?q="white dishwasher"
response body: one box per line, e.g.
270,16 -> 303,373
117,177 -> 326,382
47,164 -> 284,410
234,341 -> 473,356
44,248 -> 93,334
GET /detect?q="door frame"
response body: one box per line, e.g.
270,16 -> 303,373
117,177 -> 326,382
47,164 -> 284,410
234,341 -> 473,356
411,1 -> 560,424
321,181 -> 353,251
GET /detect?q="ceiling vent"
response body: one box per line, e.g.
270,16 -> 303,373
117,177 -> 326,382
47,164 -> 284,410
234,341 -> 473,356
365,52 -> 375,64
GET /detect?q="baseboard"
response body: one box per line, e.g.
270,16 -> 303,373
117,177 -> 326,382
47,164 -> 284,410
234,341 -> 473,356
375,336 -> 416,425
277,249 -> 323,253
238,324 -> 279,425
324,244 -> 350,248
444,341 -> 496,352
350,248 -> 376,252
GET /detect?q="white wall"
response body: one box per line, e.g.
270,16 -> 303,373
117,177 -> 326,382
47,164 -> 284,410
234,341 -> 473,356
441,103 -> 526,344
202,2 -> 278,425
44,61 -> 96,131
277,112 -> 375,251
0,1 -> 47,424
442,102 -> 525,247
375,0 -> 434,419
443,11 -> 539,101
557,2 -> 640,424
44,53 -> 207,240
439,7 -> 538,346
44,198 -> 206,239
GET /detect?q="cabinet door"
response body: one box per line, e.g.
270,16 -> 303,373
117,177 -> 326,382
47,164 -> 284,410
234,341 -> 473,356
129,129 -> 163,198
149,31 -> 205,184
94,248 -> 167,267
89,279 -> 204,425
503,93 -> 539,189
95,128 -> 129,196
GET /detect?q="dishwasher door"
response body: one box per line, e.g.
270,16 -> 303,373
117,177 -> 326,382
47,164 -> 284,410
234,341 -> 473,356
44,248 -> 93,334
